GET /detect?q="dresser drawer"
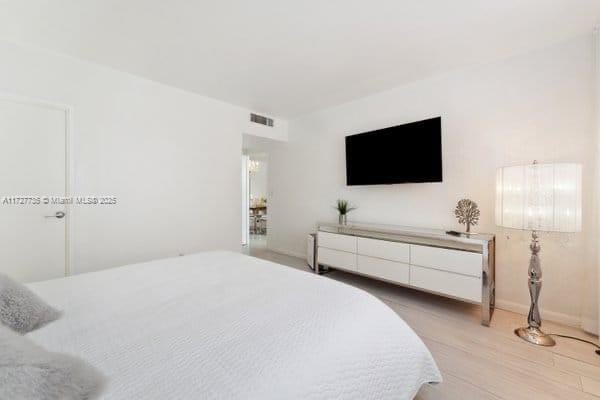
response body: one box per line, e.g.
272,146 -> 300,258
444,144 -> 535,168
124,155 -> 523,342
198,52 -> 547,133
357,255 -> 409,285
357,237 -> 409,263
410,265 -> 482,303
410,245 -> 482,277
318,247 -> 357,271
318,232 -> 357,253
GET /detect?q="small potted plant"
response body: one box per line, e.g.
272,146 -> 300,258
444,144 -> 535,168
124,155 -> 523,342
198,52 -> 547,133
334,199 -> 356,225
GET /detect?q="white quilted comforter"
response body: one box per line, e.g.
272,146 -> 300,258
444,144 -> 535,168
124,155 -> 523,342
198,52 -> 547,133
27,251 -> 441,399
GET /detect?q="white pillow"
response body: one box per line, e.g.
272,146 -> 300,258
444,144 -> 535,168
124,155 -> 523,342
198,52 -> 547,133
0,273 -> 61,333
0,325 -> 105,400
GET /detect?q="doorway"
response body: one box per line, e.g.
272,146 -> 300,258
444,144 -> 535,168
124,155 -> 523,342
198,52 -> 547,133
0,97 -> 70,282
242,153 -> 268,252
248,154 -> 268,250
242,134 -> 280,254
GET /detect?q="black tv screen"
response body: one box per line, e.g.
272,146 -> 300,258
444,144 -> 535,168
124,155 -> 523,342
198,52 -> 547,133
345,117 -> 442,185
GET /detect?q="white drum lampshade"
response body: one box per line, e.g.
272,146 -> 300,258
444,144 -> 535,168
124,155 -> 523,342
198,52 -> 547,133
496,163 -> 582,233
495,162 -> 582,347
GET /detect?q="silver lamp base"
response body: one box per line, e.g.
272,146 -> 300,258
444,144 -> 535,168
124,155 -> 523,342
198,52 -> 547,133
515,231 -> 556,347
514,326 -> 556,347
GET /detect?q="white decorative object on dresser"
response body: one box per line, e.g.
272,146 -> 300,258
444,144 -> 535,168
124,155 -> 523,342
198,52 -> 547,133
317,222 -> 495,326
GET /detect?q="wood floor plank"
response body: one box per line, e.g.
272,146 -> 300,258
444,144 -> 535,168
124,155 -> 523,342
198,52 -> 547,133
424,338 -> 598,400
551,337 -> 600,368
329,268 -> 600,368
582,377 -> 600,397
381,299 -> 583,389
248,248 -> 600,399
379,295 -> 556,364
554,353 -> 600,380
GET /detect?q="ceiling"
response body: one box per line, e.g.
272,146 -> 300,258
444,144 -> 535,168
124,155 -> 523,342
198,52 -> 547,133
0,0 -> 599,118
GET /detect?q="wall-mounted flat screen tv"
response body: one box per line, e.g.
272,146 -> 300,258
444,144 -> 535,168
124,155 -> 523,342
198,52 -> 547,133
345,117 -> 442,185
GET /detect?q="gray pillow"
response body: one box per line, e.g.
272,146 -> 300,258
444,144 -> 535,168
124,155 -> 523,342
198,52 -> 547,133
0,273 -> 61,333
0,325 -> 105,400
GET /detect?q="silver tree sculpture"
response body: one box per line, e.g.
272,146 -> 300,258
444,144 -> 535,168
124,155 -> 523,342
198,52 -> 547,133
454,199 -> 480,233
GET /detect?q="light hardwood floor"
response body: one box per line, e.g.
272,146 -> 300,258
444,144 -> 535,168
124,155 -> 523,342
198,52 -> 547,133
247,246 -> 600,400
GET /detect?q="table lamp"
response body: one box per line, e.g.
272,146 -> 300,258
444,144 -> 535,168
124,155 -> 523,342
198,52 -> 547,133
495,161 -> 582,346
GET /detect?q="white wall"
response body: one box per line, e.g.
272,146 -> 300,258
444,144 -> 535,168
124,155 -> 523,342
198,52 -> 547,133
244,119 -> 289,141
268,35 -> 598,328
0,40 -> 286,273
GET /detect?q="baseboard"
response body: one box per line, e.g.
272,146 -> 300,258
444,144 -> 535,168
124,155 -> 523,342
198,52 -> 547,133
265,248 -> 591,330
495,299 -> 581,328
581,317 -> 599,336
266,246 -> 306,260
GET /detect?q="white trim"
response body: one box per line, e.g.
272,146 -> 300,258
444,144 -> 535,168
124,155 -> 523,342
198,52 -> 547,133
0,92 -> 72,112
594,27 -> 600,337
268,245 -> 586,327
495,299 -> 581,328
241,155 -> 250,246
582,317 -> 599,335
65,106 -> 74,276
0,92 -> 74,277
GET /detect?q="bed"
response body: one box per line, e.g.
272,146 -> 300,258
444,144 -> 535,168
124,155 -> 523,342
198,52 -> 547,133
26,251 -> 441,399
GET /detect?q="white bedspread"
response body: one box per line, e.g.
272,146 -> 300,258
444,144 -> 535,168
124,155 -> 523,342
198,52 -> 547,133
27,251 -> 441,399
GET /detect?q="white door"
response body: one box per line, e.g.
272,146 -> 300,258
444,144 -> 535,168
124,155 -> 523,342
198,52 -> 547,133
0,99 -> 68,282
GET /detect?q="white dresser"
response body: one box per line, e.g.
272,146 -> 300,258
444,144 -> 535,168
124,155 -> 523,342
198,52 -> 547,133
317,222 -> 495,326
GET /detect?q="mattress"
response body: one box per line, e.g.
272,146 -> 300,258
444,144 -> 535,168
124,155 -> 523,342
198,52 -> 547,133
27,251 -> 441,399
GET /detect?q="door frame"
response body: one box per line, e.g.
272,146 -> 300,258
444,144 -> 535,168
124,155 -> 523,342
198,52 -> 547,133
241,154 -> 250,246
594,28 -> 600,335
0,92 -> 73,277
